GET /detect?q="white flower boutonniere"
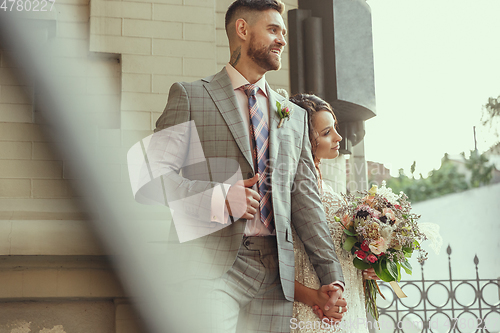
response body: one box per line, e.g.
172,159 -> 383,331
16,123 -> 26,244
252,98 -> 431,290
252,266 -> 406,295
276,88 -> 293,128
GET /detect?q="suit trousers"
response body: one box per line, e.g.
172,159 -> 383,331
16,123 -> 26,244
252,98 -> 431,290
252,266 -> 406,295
167,236 -> 293,333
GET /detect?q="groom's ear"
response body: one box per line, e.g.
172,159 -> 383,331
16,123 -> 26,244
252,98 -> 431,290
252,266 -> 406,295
235,18 -> 250,41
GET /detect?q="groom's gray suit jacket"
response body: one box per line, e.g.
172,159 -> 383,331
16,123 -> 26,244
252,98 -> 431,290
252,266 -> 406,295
153,67 -> 344,302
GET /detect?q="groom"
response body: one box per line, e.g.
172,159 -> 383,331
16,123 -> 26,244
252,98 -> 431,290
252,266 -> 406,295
143,0 -> 345,332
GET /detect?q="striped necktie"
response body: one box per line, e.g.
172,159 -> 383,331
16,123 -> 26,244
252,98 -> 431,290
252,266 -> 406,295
242,84 -> 274,233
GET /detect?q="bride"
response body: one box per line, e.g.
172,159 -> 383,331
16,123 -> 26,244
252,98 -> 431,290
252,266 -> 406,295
289,94 -> 378,332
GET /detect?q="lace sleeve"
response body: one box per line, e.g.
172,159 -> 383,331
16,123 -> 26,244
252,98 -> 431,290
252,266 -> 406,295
320,182 -> 352,262
320,182 -> 343,223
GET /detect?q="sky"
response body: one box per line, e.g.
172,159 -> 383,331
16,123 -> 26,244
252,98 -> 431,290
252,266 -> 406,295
363,0 -> 500,177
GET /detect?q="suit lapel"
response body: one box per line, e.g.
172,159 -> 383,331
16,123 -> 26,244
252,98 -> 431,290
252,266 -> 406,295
267,83 -> 286,168
203,68 -> 254,171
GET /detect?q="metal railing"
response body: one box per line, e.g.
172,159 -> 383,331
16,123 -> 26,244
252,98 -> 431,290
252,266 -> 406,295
376,245 -> 500,333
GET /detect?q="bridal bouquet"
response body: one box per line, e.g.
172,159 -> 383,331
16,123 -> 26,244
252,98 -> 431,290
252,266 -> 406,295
334,182 -> 428,321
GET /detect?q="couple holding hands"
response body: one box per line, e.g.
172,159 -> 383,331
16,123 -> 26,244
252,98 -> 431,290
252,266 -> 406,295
135,0 -> 378,332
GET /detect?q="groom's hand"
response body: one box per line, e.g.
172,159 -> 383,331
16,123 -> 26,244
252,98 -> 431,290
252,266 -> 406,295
311,284 -> 344,322
312,297 -> 347,322
323,284 -> 343,312
225,174 -> 260,220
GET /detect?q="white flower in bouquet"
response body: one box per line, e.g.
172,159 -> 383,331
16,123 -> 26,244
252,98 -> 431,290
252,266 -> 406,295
380,224 -> 395,244
369,238 -> 388,255
377,181 -> 400,206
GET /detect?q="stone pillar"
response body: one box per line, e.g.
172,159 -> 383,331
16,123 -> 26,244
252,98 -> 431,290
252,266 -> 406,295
347,138 -> 368,192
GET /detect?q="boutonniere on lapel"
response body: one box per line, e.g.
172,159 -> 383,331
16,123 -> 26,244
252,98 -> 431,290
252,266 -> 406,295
276,89 -> 294,128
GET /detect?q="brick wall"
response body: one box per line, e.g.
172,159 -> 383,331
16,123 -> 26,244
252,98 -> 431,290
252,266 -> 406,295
0,51 -> 86,224
90,0 -> 215,132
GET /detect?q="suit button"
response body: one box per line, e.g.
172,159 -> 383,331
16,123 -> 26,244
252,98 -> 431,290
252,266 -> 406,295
244,239 -> 251,247
247,172 -> 254,179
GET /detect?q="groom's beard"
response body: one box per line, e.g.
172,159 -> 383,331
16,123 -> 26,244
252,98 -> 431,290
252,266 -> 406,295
247,35 -> 281,71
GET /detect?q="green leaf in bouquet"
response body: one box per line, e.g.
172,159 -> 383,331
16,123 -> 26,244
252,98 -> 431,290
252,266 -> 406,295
401,259 -> 412,275
413,240 -> 420,248
387,260 -> 399,281
353,257 -> 370,270
402,247 -> 413,259
373,259 -> 395,283
343,229 -> 357,237
403,246 -> 413,253
343,236 -> 357,251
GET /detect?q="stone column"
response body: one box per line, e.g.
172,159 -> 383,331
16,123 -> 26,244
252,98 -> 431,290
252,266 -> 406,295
347,138 -> 368,192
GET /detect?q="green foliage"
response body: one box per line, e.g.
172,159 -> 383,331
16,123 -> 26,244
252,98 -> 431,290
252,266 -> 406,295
373,258 -> 395,282
387,260 -> 399,281
461,150 -> 494,188
353,257 -> 370,270
276,101 -> 283,118
402,245 -> 414,258
386,154 -> 469,203
482,95 -> 500,136
343,229 -> 357,237
396,262 -> 402,281
382,150 -> 495,203
401,259 -> 412,275
343,236 -> 357,251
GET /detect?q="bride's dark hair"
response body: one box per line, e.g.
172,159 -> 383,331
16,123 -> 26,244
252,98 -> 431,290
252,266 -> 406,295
289,93 -> 338,167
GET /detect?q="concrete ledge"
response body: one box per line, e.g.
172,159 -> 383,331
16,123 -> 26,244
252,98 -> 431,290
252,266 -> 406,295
0,198 -> 82,213
0,220 -> 104,255
0,255 -> 125,299
0,300 -> 115,333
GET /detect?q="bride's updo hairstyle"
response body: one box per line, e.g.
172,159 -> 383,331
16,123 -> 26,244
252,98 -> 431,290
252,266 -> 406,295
289,93 -> 338,165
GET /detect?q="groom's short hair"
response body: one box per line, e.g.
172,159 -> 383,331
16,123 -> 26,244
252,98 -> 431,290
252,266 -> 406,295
225,0 -> 285,38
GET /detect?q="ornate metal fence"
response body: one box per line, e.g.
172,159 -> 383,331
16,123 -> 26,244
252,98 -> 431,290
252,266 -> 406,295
376,245 -> 500,333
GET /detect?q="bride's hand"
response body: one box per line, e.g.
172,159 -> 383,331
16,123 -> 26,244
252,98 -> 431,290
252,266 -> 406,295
363,267 -> 380,280
312,297 -> 347,322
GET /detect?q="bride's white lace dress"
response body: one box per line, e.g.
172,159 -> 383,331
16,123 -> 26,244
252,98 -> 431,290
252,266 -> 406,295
291,182 -> 370,333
